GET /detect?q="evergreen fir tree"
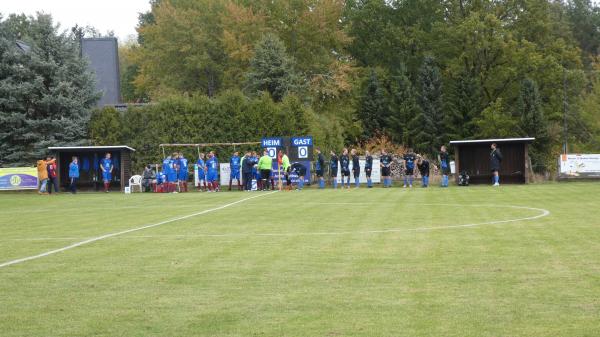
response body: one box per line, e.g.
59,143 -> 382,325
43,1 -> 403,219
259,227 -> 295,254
410,56 -> 446,155
357,68 -> 390,140
446,72 -> 481,140
388,67 -> 420,145
0,14 -> 99,166
246,33 -> 301,102
517,78 -> 549,172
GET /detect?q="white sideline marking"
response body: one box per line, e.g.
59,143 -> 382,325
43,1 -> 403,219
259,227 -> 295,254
0,192 -> 278,268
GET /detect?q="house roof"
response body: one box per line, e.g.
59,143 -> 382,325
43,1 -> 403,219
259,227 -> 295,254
48,145 -> 135,152
450,138 -> 535,145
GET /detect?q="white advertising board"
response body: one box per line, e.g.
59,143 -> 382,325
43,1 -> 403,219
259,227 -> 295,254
559,154 -> 600,178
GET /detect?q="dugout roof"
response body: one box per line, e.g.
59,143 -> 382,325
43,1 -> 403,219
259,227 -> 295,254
48,146 -> 136,152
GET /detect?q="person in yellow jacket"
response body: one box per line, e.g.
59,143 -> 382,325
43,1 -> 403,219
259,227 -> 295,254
257,150 -> 273,191
36,157 -> 55,194
279,150 -> 292,190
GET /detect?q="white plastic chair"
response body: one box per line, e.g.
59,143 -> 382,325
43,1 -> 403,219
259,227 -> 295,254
128,175 -> 143,193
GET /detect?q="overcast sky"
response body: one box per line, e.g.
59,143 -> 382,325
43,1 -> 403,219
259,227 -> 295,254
2,0 -> 151,41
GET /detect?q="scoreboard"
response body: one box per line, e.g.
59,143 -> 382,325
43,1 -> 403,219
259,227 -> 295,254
262,136 -> 313,184
261,136 -> 314,161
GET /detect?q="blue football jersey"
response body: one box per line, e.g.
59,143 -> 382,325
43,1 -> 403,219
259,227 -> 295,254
101,158 -> 112,171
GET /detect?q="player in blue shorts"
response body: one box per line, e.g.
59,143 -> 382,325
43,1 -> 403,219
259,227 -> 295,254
178,152 -> 189,192
206,151 -> 219,192
351,148 -> 360,188
162,154 -> 173,192
416,155 -> 430,187
438,145 -> 450,187
365,151 -> 373,188
291,162 -> 307,191
315,148 -> 325,189
330,150 -> 339,189
380,149 -> 392,188
340,148 -> 350,189
196,153 -> 206,191
100,152 -> 113,192
229,151 -> 241,191
167,153 -> 178,192
490,143 -> 502,186
403,148 -> 416,188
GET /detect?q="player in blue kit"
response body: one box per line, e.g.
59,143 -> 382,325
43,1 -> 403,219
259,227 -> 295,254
380,149 -> 392,188
340,148 -> 350,189
438,145 -> 450,187
162,155 -> 174,193
178,152 -> 189,192
229,152 -> 241,191
351,149 -> 360,188
417,155 -> 430,187
206,151 -> 219,192
196,153 -> 206,191
403,148 -> 416,188
365,151 -> 373,188
330,150 -> 339,189
315,148 -> 325,189
168,153 -> 178,192
100,153 -> 113,192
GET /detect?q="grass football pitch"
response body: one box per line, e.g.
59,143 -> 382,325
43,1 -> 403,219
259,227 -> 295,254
1,183 -> 599,336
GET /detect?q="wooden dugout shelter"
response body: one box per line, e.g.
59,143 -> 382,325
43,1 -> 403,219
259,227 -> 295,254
48,145 -> 136,191
449,138 -> 535,184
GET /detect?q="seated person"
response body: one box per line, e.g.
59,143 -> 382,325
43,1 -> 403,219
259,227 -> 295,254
142,165 -> 157,192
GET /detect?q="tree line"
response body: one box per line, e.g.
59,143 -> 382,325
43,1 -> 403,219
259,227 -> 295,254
3,1 -> 600,173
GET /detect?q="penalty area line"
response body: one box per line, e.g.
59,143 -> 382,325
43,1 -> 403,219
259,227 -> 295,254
0,191 -> 278,269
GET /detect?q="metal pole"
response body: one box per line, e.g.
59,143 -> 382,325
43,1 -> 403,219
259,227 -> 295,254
562,67 -> 568,154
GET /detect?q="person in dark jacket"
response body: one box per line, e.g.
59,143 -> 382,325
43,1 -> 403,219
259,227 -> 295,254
340,148 -> 351,189
438,145 -> 451,187
364,151 -> 373,188
291,162 -> 307,190
242,151 -> 254,191
315,148 -> 325,189
142,165 -> 156,192
490,143 -> 503,186
330,150 -> 339,189
351,149 -> 360,188
416,155 -> 430,188
47,157 -> 59,194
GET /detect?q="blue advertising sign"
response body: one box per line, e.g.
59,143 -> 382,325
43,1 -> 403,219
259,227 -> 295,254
270,161 -> 311,184
290,136 -> 313,147
0,167 -> 39,190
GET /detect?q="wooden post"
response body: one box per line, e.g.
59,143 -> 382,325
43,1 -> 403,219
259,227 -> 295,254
453,145 -> 460,184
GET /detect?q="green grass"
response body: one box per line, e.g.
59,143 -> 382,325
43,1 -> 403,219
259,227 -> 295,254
1,183 -> 599,336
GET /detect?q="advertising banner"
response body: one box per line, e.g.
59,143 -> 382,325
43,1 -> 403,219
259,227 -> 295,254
335,159 -> 381,184
559,154 -> 600,178
0,167 -> 39,190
